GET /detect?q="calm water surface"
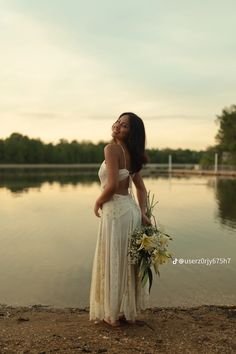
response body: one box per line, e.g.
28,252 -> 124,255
0,171 -> 235,308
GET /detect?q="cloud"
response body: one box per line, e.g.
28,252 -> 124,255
18,112 -> 66,120
0,0 -> 235,149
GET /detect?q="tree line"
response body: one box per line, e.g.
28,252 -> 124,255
0,105 -> 235,165
0,134 -> 204,164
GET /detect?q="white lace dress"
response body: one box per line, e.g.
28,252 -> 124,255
89,158 -> 149,323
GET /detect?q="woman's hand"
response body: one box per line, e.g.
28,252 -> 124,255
141,213 -> 152,226
94,200 -> 102,217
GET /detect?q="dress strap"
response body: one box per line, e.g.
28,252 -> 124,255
119,144 -> 135,199
119,144 -> 127,170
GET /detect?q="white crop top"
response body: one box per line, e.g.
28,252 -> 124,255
98,144 -> 135,196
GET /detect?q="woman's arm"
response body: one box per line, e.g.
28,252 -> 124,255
94,144 -> 119,217
132,172 -> 151,225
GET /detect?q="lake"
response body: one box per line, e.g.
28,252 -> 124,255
0,170 -> 235,308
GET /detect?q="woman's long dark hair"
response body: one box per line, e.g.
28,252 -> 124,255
119,112 -> 148,173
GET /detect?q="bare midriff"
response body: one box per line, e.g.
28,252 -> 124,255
113,178 -> 130,195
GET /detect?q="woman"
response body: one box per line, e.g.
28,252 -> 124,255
89,112 -> 151,327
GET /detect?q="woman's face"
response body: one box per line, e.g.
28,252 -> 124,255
111,115 -> 130,141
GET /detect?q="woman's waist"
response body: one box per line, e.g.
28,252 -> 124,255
101,181 -> 132,194
102,194 -> 140,217
113,192 -> 131,198
102,193 -> 139,208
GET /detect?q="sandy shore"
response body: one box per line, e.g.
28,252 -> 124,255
0,304 -> 235,353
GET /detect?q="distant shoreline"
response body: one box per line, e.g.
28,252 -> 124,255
0,163 -> 236,177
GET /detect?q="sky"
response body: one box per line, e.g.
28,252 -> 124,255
0,0 -> 235,150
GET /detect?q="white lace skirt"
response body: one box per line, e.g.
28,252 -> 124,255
89,193 -> 149,323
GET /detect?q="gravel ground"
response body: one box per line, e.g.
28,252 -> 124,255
0,304 -> 235,354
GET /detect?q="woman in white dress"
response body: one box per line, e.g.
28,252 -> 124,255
89,112 -> 151,327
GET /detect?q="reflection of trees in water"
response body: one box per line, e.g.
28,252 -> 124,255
4,170 -> 236,233
214,179 -> 236,230
0,171 -> 190,195
0,169 -> 99,194
0,170 -> 217,195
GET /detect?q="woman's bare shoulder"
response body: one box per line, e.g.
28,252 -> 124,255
103,143 -> 120,170
104,143 -> 120,154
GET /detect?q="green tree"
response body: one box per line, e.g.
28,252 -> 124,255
0,139 -> 4,162
0,133 -> 204,164
147,148 -> 204,164
26,138 -> 45,163
44,143 -> 55,163
215,105 -> 236,153
199,146 -> 218,168
4,133 -> 29,163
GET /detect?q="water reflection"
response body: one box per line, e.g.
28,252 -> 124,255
1,170 -> 236,231
214,178 -> 236,230
0,171 -> 235,308
0,170 -> 98,194
0,170 -> 178,195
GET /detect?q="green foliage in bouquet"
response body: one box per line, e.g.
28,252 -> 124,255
128,191 -> 173,293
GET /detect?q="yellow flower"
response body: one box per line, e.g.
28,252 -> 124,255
153,249 -> 171,265
137,234 -> 157,252
159,235 -> 169,247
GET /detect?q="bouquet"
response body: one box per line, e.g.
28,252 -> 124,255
128,191 -> 173,293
